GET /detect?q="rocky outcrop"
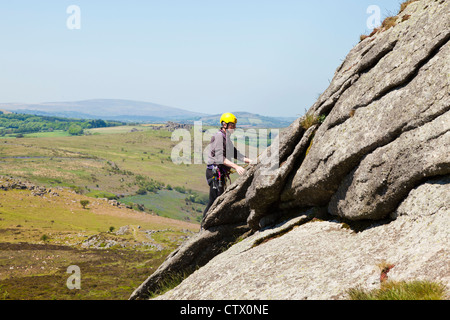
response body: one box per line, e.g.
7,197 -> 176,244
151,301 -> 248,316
329,112 -> 449,220
150,122 -> 193,132
154,177 -> 449,299
130,0 -> 449,300
0,176 -> 60,197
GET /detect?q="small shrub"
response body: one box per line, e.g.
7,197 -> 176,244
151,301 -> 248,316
301,113 -> 317,130
86,190 -> 118,200
301,113 -> 326,130
109,226 -> 115,233
80,200 -> 90,209
0,285 -> 10,299
68,124 -> 84,136
360,34 -> 369,42
135,175 -> 165,194
136,187 -> 147,195
381,16 -> 398,30
318,115 -> 326,123
184,192 -> 208,205
369,28 -> 380,37
360,28 -> 380,42
174,186 -> 186,194
41,234 -> 49,242
69,185 -> 84,194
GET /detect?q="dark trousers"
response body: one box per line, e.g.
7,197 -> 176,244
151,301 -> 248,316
202,168 -> 225,226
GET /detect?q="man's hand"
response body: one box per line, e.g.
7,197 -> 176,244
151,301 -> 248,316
235,166 -> 246,176
223,158 -> 249,175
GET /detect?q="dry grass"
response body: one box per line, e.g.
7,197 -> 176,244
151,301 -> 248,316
0,187 -> 198,300
348,280 -> 447,300
0,126 -> 208,194
301,114 -> 319,130
359,0 -> 419,42
0,188 -> 199,245
348,258 -> 447,300
402,14 -> 411,22
300,113 -> 326,130
381,16 -> 398,30
360,34 -> 369,42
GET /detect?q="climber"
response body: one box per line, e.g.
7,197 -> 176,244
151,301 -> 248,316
201,113 -> 253,228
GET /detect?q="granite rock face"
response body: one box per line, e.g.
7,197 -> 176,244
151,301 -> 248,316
155,178 -> 449,299
130,0 -> 450,300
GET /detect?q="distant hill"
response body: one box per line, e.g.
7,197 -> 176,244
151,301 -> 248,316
0,99 -> 296,128
0,99 -> 207,123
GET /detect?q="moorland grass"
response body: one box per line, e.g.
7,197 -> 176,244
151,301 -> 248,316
348,280 -> 447,300
0,187 -> 198,300
0,125 -> 208,195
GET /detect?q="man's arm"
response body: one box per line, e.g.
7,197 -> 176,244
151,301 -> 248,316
223,157 -> 253,176
223,158 -> 246,175
232,145 -> 253,165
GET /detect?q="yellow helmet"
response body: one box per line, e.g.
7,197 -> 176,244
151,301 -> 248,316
220,113 -> 237,125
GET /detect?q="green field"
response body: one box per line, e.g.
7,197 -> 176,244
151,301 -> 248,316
23,130 -> 72,138
0,124 -> 208,195
121,189 -> 205,223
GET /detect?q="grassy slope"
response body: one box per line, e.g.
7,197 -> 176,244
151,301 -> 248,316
0,125 -> 206,300
0,125 -> 207,194
0,124 -> 261,223
0,125 -> 213,223
121,190 -> 205,223
0,188 -> 199,242
0,187 -> 198,300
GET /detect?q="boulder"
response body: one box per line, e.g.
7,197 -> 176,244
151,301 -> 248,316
154,178 -> 449,299
329,112 -> 450,220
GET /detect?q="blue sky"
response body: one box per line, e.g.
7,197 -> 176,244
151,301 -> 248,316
0,1 -> 403,117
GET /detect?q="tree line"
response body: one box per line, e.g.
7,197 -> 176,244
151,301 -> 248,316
0,112 -> 124,136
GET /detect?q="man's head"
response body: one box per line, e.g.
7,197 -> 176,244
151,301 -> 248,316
220,113 -> 237,133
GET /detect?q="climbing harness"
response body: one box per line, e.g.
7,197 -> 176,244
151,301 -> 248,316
207,164 -> 230,189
